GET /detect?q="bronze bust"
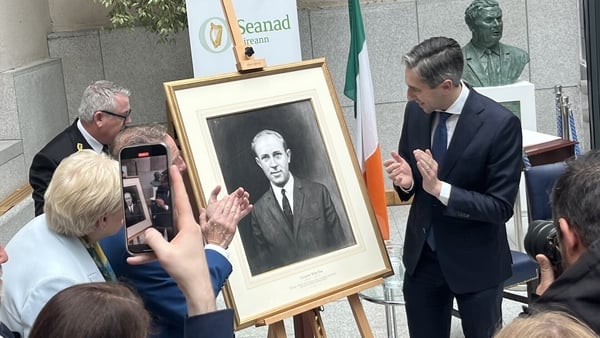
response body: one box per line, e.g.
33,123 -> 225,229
462,0 -> 529,87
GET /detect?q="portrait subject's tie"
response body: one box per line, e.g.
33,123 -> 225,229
281,188 -> 293,230
427,111 -> 451,251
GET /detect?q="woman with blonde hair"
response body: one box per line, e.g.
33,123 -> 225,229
0,150 -> 124,337
495,311 -> 599,338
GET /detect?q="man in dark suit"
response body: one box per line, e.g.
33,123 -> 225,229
247,129 -> 354,275
124,191 -> 145,226
29,80 -> 132,216
384,37 -> 522,337
462,0 -> 529,87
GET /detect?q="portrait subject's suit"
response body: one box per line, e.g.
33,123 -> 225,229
462,41 -> 529,87
29,119 -> 92,216
396,88 -> 522,336
248,177 -> 353,275
125,203 -> 145,226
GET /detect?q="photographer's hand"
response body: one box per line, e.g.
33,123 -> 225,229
535,254 -> 555,295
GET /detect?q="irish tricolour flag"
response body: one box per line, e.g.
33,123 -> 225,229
344,0 -> 390,239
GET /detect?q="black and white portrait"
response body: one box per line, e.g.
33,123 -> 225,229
207,100 -> 356,275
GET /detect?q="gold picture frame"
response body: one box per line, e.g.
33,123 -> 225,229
164,59 -> 391,329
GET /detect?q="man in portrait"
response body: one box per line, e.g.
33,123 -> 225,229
462,0 -> 529,87
123,191 -> 145,226
247,129 -> 352,275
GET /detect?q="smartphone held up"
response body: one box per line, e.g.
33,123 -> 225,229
119,143 -> 176,254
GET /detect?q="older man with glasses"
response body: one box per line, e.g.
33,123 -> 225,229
29,80 -> 133,216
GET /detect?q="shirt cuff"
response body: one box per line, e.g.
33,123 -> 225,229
438,182 -> 451,206
205,243 -> 229,259
397,180 -> 414,193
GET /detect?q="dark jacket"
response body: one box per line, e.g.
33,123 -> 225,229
29,119 -> 92,216
528,239 -> 600,333
397,88 -> 523,294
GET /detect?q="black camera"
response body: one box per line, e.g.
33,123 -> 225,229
524,220 -> 562,272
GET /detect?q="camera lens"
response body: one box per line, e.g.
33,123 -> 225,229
524,220 -> 561,268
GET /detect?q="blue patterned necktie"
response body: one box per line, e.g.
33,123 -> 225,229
432,112 -> 451,164
427,111 -> 451,251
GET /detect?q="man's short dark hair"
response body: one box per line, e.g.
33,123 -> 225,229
403,36 -> 464,88
552,150 -> 600,247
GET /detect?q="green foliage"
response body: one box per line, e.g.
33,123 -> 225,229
95,0 -> 188,42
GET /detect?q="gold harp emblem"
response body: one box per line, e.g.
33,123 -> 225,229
77,143 -> 84,151
210,22 -> 223,48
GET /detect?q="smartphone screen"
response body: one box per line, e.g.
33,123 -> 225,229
119,143 -> 175,254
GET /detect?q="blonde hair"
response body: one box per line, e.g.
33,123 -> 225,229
494,311 -> 599,338
44,150 -> 121,237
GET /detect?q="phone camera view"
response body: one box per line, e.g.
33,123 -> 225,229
120,144 -> 174,253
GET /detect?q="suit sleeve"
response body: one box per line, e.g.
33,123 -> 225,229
100,231 -> 232,329
249,211 -> 270,274
321,186 -> 346,244
184,309 -> 234,338
446,114 -> 523,223
394,106 -> 417,201
29,152 -> 58,216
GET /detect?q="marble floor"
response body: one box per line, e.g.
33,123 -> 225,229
225,202 -> 531,338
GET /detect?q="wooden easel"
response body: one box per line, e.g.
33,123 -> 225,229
258,278 -> 382,338
220,0 -> 266,72
218,1 -> 378,336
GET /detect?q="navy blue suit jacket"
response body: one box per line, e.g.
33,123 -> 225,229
100,228 -> 232,338
184,309 -> 234,338
396,88 -> 522,294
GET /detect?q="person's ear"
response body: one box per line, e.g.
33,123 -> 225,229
440,79 -> 452,91
255,157 -> 261,168
286,149 -> 291,163
558,217 -> 583,263
93,111 -> 104,127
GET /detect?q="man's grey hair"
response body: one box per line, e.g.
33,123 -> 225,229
403,36 -> 464,88
251,129 -> 288,156
464,0 -> 500,28
78,80 -> 131,122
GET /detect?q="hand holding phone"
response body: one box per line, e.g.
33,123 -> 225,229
119,143 -> 176,254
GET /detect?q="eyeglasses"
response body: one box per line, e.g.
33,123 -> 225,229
99,109 -> 132,120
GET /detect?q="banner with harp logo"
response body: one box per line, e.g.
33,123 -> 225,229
186,0 -> 301,77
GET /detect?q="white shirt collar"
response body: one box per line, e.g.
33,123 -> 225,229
444,81 -> 470,115
272,175 -> 295,204
76,119 -> 104,153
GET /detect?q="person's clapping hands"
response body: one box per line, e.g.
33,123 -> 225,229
203,185 -> 252,249
127,165 -> 216,316
384,151 -> 414,190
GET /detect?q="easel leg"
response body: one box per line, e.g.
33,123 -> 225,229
268,321 -> 287,338
293,308 -> 327,338
348,294 -> 374,338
